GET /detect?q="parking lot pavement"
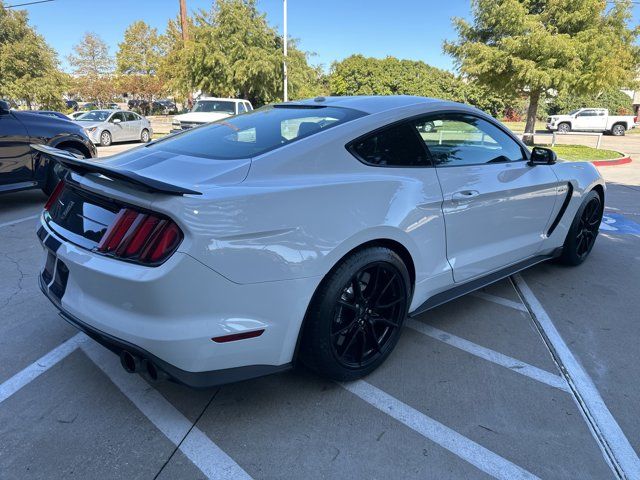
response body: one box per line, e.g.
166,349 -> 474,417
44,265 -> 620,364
2,154 -> 640,479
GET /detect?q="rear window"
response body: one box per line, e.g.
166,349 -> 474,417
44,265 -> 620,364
149,105 -> 365,159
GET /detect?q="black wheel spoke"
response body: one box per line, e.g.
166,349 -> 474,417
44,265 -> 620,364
330,260 -> 407,368
337,299 -> 357,311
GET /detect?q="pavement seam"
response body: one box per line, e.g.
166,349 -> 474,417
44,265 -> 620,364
511,274 -> 640,480
152,388 -> 220,480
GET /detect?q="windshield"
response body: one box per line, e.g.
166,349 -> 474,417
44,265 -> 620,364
149,105 -> 366,159
567,109 -> 581,116
192,100 -> 236,114
76,110 -> 111,122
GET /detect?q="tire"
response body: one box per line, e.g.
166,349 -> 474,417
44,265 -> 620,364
140,129 -> 150,143
99,130 -> 112,146
611,124 -> 626,136
299,247 -> 411,381
42,146 -> 85,195
558,190 -> 602,266
423,122 -> 435,133
557,122 -> 571,133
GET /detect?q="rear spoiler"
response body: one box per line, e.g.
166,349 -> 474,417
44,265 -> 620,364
31,144 -> 201,196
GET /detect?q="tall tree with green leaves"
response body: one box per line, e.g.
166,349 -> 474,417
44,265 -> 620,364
116,20 -> 164,104
68,32 -> 115,105
0,2 -> 67,109
444,0 -> 639,144
179,0 -> 323,106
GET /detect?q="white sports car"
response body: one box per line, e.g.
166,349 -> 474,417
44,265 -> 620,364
34,96 -> 605,387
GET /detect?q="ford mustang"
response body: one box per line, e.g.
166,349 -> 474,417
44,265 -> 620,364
34,96 -> 605,387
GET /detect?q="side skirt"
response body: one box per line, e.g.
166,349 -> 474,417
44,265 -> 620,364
409,249 -> 563,317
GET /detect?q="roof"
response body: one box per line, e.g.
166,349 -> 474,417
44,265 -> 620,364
284,95 -> 445,114
198,97 -> 249,103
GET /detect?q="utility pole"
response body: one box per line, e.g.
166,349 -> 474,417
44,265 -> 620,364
283,0 -> 288,102
179,0 -> 193,108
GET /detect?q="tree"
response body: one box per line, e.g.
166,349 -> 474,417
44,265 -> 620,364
158,16 -> 193,104
175,0 -> 323,106
68,32 -> 114,105
444,0 -> 640,144
116,21 -> 165,106
0,2 -> 68,109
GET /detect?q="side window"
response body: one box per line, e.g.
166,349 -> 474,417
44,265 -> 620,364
413,114 -> 525,167
125,112 -> 137,121
237,102 -> 247,114
350,123 -> 429,167
245,102 -> 253,111
578,110 -> 596,117
110,112 -> 125,123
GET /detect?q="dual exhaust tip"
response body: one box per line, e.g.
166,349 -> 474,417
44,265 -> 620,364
119,350 -> 167,382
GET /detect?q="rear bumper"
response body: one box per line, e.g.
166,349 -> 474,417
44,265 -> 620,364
36,218 -> 319,386
39,274 -> 291,388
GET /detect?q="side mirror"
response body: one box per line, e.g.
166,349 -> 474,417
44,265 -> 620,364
0,100 -> 10,114
112,118 -> 122,124
529,147 -> 557,165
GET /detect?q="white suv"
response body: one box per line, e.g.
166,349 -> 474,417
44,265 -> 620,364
171,97 -> 253,132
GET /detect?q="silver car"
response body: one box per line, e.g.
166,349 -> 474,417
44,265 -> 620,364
74,110 -> 153,146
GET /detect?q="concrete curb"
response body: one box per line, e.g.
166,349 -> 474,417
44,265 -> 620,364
592,156 -> 632,167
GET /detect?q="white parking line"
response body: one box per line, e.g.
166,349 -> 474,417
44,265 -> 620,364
341,380 -> 540,480
406,319 -> 569,392
471,291 -> 529,312
0,214 -> 39,230
512,274 -> 640,480
81,342 -> 252,480
0,333 -> 86,404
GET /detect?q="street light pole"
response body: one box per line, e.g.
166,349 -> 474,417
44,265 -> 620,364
283,0 -> 288,102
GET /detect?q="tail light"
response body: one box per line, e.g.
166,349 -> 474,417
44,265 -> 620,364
98,207 -> 183,265
44,180 -> 65,211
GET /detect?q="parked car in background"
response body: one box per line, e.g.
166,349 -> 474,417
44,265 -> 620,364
105,103 -> 119,110
68,111 -> 88,120
33,110 -> 72,121
65,100 -> 79,111
171,97 -> 253,132
152,100 -> 177,115
546,108 -> 637,136
0,100 -> 95,195
79,102 -> 98,111
74,109 -> 153,146
36,96 -> 604,387
127,99 -> 150,115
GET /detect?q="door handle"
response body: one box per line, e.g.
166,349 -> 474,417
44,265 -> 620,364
451,190 -> 480,202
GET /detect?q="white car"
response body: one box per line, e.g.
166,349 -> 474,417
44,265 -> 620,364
546,108 -> 637,136
74,109 -> 153,146
35,96 -> 605,388
170,97 -> 253,132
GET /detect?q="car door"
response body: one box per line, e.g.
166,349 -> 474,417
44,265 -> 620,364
573,109 -> 605,130
108,112 -> 126,142
124,112 -> 141,140
0,111 -> 33,189
416,113 -> 560,283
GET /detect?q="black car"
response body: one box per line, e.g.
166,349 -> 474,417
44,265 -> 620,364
65,100 -> 79,111
33,110 -> 72,121
152,100 -> 177,115
0,100 -> 97,195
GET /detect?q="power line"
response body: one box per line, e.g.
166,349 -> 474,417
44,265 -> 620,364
6,0 -> 54,8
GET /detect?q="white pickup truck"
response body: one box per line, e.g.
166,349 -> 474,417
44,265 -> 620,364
546,108 -> 637,136
171,97 -> 253,133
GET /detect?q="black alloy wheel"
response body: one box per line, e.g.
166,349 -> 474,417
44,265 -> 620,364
331,262 -> 406,369
575,196 -> 601,260
559,190 -> 602,266
300,247 -> 410,381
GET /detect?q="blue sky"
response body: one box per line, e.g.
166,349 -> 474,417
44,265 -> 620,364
16,0 -> 640,73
